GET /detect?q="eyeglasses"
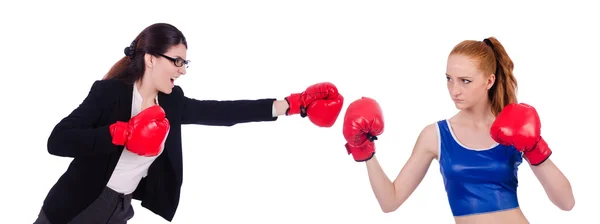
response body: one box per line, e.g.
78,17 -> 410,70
158,53 -> 190,68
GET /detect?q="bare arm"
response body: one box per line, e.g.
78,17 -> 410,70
273,100 -> 290,116
366,123 -> 438,213
530,159 -> 575,211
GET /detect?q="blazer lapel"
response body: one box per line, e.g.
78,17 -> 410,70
157,92 -> 177,160
115,82 -> 133,123
157,93 -> 173,123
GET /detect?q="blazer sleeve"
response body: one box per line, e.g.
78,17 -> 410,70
178,86 -> 279,126
47,80 -> 119,157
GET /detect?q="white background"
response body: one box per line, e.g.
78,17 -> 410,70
0,0 -> 598,223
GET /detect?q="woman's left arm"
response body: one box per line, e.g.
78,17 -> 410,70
177,82 -> 344,127
530,154 -> 575,211
273,100 -> 291,116
181,95 -> 287,126
493,103 -> 575,211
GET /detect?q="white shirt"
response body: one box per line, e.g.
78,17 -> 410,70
106,86 -> 279,194
106,84 -> 169,194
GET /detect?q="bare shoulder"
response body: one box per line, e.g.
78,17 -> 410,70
413,122 -> 440,159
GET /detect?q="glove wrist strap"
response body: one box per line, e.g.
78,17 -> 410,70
345,143 -> 376,162
524,137 -> 552,166
110,122 -> 129,146
285,93 -> 306,117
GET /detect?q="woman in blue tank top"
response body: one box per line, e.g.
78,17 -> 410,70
342,37 -> 575,224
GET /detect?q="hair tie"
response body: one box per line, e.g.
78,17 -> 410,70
483,38 -> 493,48
124,40 -> 138,60
483,38 -> 499,69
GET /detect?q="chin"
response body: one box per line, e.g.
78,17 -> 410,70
453,102 -> 470,111
159,86 -> 174,94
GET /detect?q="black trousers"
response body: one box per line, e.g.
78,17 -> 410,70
34,187 -> 134,224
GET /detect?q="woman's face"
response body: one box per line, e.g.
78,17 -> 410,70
446,53 -> 495,111
146,43 -> 188,94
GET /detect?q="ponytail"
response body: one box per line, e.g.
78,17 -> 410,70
484,37 -> 518,116
103,56 -> 131,80
100,23 -> 188,84
101,53 -> 145,84
101,40 -> 146,84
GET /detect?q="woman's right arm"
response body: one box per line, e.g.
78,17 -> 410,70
47,80 -> 119,158
366,123 -> 438,213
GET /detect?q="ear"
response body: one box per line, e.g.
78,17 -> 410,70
144,54 -> 154,68
487,74 -> 496,90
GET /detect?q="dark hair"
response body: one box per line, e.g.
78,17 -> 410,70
449,37 -> 518,116
102,23 -> 188,83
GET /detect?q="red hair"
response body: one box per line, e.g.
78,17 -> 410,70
449,37 -> 518,116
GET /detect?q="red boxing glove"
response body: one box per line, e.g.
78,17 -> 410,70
342,97 -> 384,162
110,105 -> 170,157
285,82 -> 344,127
490,103 -> 552,165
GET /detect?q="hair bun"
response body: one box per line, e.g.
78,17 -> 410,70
124,46 -> 132,56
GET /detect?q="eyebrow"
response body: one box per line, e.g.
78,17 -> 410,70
164,54 -> 184,59
445,73 -> 472,79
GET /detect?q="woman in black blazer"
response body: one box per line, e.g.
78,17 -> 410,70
34,23 -> 344,224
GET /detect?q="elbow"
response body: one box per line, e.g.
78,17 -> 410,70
553,187 -> 576,211
380,202 -> 400,213
47,134 -> 62,156
47,132 -> 58,154
551,194 -> 575,211
47,131 -> 70,157
381,207 -> 397,213
560,199 -> 575,211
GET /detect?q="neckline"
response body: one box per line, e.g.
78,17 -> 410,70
133,83 -> 159,105
445,119 -> 499,151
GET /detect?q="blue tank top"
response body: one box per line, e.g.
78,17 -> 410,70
437,119 -> 523,216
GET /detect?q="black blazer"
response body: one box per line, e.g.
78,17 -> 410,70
41,79 -> 278,223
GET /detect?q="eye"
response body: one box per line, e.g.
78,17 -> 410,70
446,76 -> 451,81
175,58 -> 185,66
461,79 -> 472,84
